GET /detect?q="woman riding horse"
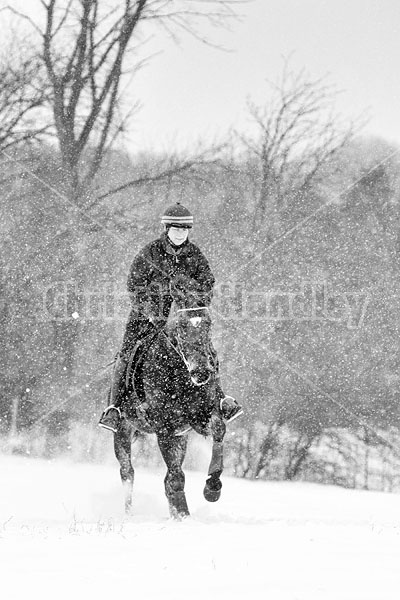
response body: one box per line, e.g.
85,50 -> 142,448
99,202 -> 242,434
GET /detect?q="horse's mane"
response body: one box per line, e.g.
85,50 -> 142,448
166,300 -> 179,329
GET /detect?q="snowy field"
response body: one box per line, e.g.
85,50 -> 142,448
1,453 -> 400,600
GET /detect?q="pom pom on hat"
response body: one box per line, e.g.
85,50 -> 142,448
161,202 -> 193,228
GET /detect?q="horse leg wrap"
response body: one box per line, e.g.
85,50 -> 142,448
208,441 -> 224,476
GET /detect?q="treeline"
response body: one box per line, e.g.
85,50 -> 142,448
1,135 -> 400,488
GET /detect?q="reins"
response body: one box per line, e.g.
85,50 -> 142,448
162,305 -> 213,387
163,330 -> 191,370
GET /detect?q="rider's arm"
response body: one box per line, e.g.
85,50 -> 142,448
194,247 -> 215,296
126,245 -> 157,316
172,246 -> 215,306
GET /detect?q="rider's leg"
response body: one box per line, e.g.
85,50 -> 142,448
99,313 -> 143,432
98,352 -> 129,432
210,344 -> 243,423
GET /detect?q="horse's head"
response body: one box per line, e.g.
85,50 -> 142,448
167,302 -> 215,386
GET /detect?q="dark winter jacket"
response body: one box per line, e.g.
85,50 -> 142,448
126,233 -> 215,322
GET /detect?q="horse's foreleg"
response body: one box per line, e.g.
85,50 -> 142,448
204,412 -> 226,503
157,434 -> 190,520
114,419 -> 136,514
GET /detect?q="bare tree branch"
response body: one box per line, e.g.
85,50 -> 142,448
90,144 -> 225,207
239,59 -> 365,235
6,0 -> 241,203
0,38 -> 49,152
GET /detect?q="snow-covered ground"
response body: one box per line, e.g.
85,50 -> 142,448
1,453 -> 400,600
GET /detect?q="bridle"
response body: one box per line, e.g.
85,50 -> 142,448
163,306 -> 213,387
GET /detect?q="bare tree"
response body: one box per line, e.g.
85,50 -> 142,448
8,0 -> 240,203
91,143 -> 225,207
0,39 -> 49,154
238,59 -> 361,237
1,0 -> 240,393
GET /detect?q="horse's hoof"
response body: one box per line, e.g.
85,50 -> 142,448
203,481 -> 222,503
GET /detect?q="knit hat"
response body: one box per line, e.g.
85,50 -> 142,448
161,202 -> 193,228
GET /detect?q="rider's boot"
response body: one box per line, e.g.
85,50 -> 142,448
98,354 -> 128,433
215,380 -> 243,423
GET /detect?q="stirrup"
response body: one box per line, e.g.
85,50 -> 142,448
220,396 -> 244,423
98,405 -> 121,432
103,404 -> 121,417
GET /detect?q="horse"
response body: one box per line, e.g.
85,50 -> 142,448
113,300 -> 226,520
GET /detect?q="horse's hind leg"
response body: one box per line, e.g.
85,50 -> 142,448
114,419 -> 136,514
157,434 -> 190,520
204,412 -> 226,503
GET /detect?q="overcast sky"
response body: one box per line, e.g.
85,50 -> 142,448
5,0 -> 400,153
127,0 -> 400,152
